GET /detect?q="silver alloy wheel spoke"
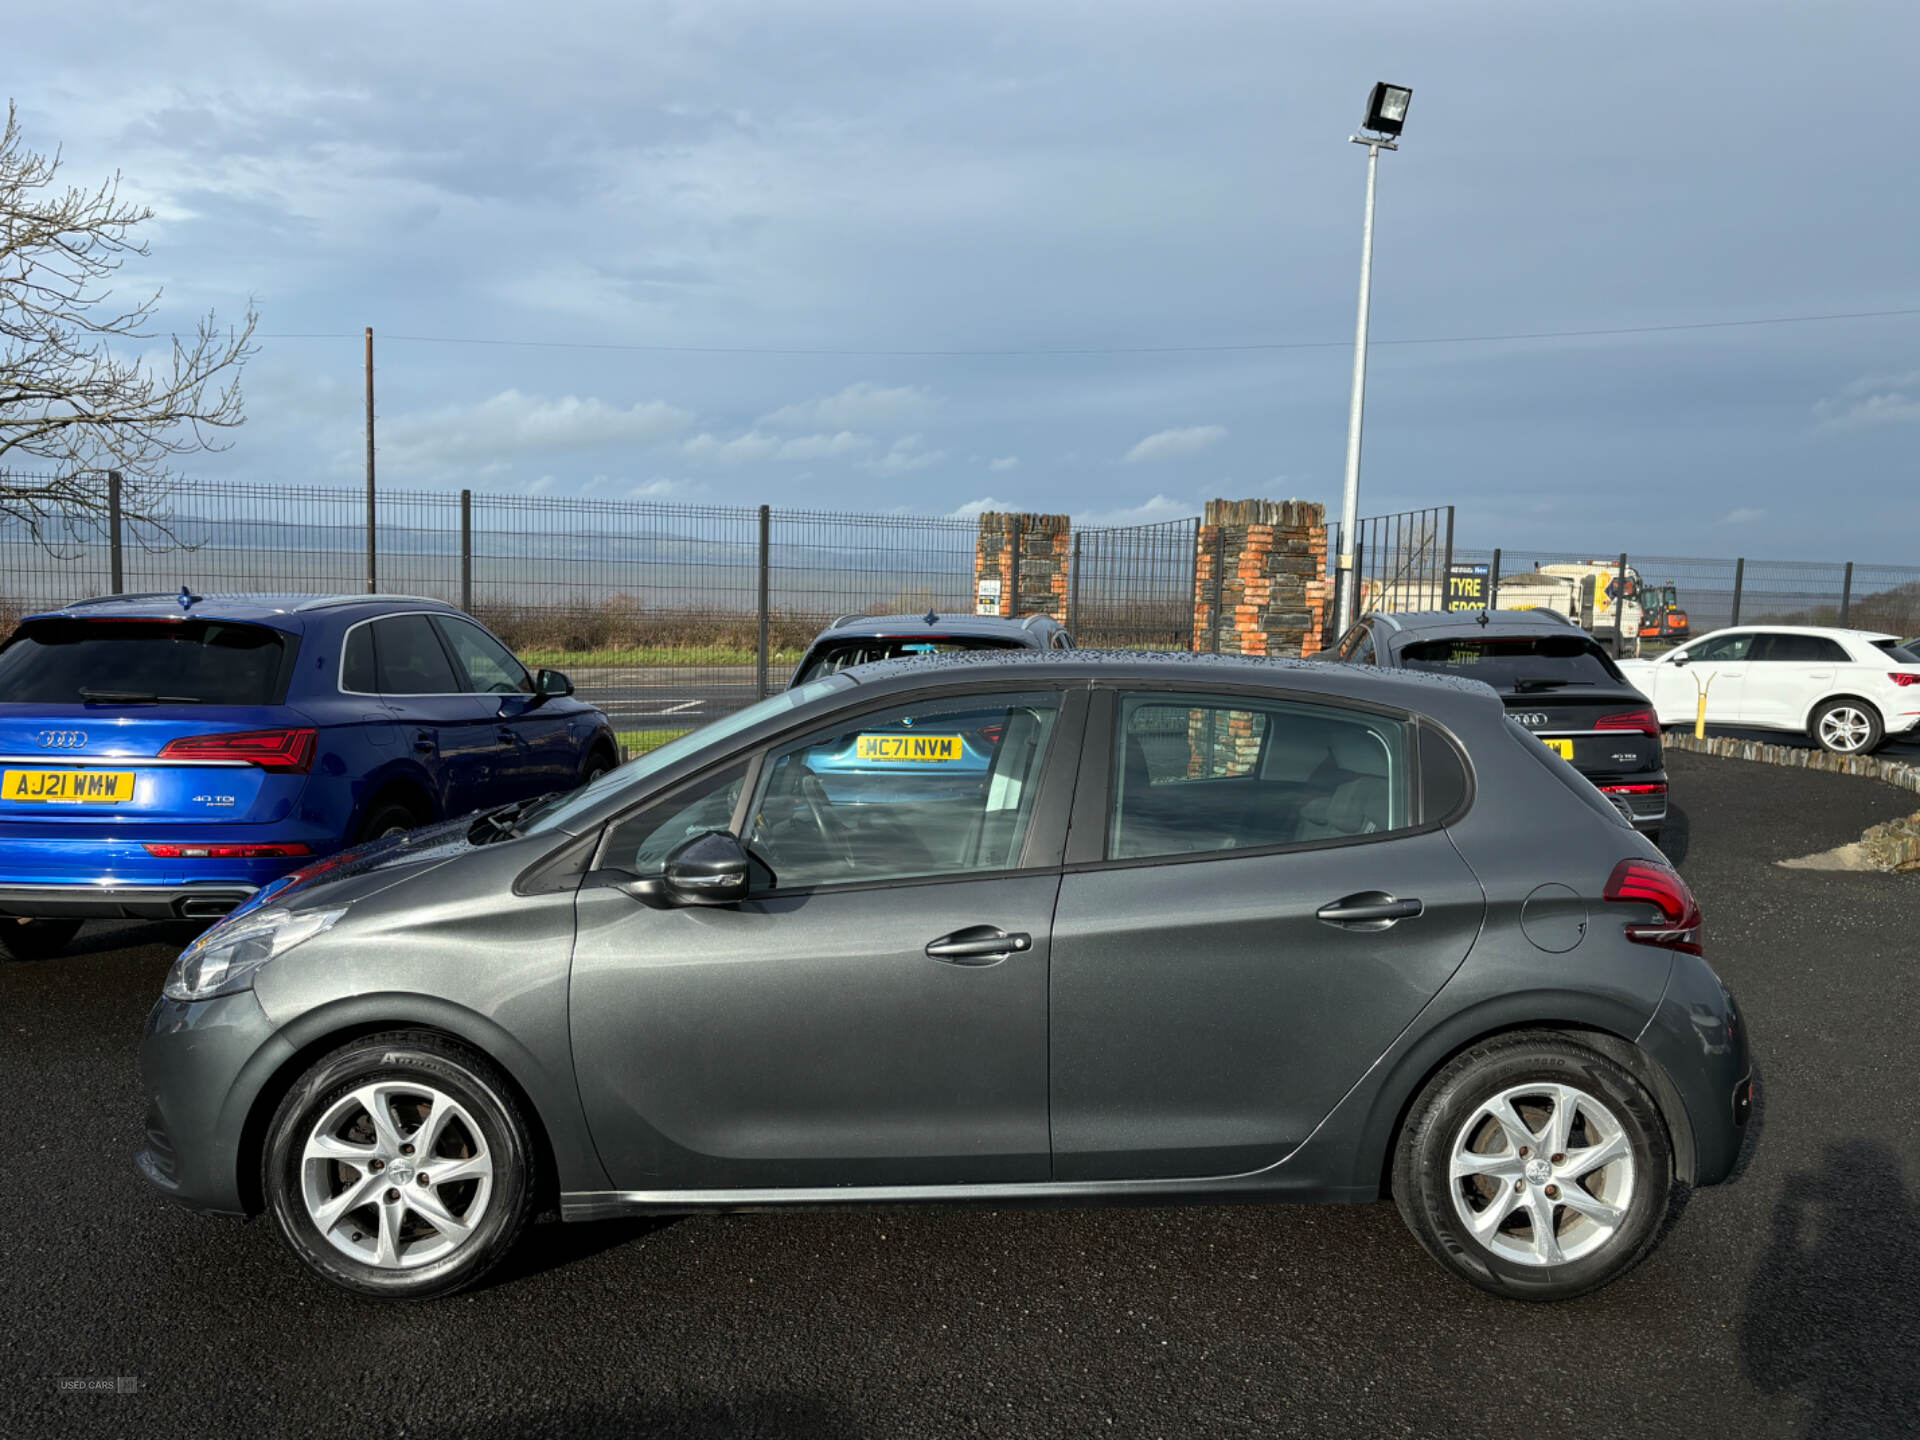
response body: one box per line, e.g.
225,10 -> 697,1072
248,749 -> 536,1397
1822,709 -> 1869,751
299,1080 -> 496,1271
1448,1080 -> 1637,1268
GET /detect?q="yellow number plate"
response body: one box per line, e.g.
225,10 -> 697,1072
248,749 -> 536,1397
2,769 -> 136,804
1540,738 -> 1575,761
854,733 -> 964,763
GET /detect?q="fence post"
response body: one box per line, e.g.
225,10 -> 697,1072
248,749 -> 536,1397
1840,561 -> 1854,627
459,489 -> 473,613
1489,548 -> 1502,609
106,474 -> 123,599
756,505 -> 771,699
1730,558 -> 1745,626
1440,506 -> 1455,609
1615,552 -> 1629,658
1068,530 -> 1082,637
1210,525 -> 1227,652
1007,514 -> 1022,618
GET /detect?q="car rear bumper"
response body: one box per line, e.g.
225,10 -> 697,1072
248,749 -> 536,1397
0,881 -> 258,920
1638,953 -> 1754,1188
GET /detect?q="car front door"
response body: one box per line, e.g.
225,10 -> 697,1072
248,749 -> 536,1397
430,614 -> 572,799
1048,688 -> 1486,1182
366,613 -> 505,818
1652,631 -> 1753,727
568,685 -> 1083,1191
1739,632 -> 1847,729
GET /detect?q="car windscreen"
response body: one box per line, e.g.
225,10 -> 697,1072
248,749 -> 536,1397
513,674 -> 856,836
0,618 -> 294,705
1397,633 -> 1622,691
794,636 -> 1025,685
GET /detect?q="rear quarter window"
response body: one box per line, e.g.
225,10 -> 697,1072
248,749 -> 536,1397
0,618 -> 295,705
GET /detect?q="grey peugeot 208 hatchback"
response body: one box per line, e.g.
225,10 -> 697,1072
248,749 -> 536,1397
138,650 -> 1754,1302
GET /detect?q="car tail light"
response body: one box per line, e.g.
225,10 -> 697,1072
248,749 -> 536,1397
143,843 -> 312,859
1603,858 -> 1702,956
1596,708 -> 1660,735
1599,782 -> 1667,796
159,728 -> 317,772
1889,673 -> 1920,687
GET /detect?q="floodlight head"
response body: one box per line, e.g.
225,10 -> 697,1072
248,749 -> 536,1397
1363,82 -> 1412,137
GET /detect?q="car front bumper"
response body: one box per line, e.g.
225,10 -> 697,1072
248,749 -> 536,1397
138,988 -> 292,1215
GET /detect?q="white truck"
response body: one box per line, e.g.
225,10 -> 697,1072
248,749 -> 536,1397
1497,562 -> 1643,657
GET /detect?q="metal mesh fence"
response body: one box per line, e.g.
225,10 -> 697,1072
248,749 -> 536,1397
1068,518 -> 1196,650
1329,506 -> 1456,617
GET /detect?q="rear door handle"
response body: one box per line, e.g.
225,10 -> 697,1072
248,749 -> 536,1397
497,727 -> 517,745
412,729 -> 436,754
1316,893 -> 1423,929
925,926 -> 1032,966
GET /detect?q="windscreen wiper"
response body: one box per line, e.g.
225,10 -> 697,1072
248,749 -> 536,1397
1509,678 -> 1586,692
78,688 -> 204,704
467,791 -> 563,844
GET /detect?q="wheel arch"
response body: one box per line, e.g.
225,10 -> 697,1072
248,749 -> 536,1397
230,994 -> 590,1216
350,769 -> 440,839
1804,692 -> 1882,738
1352,991 -> 1699,1199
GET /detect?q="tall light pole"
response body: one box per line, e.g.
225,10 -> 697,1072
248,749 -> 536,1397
1334,82 -> 1412,636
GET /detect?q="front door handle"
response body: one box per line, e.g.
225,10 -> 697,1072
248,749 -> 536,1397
1316,893 -> 1423,930
925,926 -> 1032,966
496,727 -> 517,745
412,729 -> 436,754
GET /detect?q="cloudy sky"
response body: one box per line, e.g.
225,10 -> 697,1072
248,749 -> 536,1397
12,0 -> 1920,559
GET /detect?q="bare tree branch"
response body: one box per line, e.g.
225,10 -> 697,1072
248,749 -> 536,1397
0,99 -> 258,540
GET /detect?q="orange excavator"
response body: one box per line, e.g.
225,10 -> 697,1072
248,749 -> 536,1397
1637,580 -> 1690,643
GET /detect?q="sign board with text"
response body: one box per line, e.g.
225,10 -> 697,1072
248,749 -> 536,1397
975,577 -> 1002,616
1446,563 -> 1490,612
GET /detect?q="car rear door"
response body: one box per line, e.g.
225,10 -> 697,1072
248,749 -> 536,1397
1048,687 -> 1485,1182
365,613 -> 502,818
568,685 -> 1083,1191
1738,632 -> 1847,728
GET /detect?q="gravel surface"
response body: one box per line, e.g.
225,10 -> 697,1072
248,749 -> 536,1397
3,748 -> 1916,1439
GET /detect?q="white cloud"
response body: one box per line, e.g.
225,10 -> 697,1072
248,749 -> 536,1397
376,390 -> 692,476
862,434 -> 947,477
629,477 -> 702,500
680,429 -> 873,463
1076,493 -> 1199,527
772,430 -> 872,461
1814,371 -> 1920,429
759,382 -> 935,431
988,456 -> 1019,472
1123,425 -> 1227,464
949,495 -> 1015,518
1719,506 -> 1767,525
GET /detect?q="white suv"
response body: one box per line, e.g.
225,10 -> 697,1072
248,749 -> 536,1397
1620,626 -> 1920,754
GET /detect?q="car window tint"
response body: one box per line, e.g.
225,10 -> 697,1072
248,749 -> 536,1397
341,626 -> 378,692
1399,633 -> 1619,687
1109,693 -> 1410,860
0,618 -> 289,705
1687,633 -> 1754,663
434,616 -> 532,694
372,614 -> 460,694
1874,639 -> 1920,664
745,691 -> 1061,889
604,763 -> 749,876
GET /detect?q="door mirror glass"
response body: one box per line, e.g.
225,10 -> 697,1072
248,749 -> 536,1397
535,667 -> 574,697
662,830 -> 752,906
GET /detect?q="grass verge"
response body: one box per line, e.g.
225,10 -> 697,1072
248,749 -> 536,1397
522,646 -> 803,669
617,728 -> 693,756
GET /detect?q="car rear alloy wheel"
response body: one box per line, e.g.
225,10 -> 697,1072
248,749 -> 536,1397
1813,701 -> 1881,755
1393,1032 -> 1673,1300
265,1032 -> 534,1298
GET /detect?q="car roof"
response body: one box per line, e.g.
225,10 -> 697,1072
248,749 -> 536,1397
810,612 -> 1061,643
1365,608 -> 1582,636
1686,624 -> 1899,643
22,592 -> 461,631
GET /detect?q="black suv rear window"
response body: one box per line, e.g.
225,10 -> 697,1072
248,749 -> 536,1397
1398,633 -> 1621,690
0,619 -> 293,705
795,636 -> 1025,684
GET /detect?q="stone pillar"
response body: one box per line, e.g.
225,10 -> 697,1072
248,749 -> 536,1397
973,512 -> 1071,621
1190,499 -> 1330,658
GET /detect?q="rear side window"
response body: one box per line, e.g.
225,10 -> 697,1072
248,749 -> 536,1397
372,615 -> 460,694
795,636 -> 1024,684
342,627 -> 378,692
1109,692 -> 1411,860
1399,633 -> 1620,688
1751,633 -> 1851,663
1875,639 -> 1920,664
0,619 -> 292,705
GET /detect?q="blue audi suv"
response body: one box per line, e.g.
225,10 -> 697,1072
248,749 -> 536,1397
0,591 -> 617,959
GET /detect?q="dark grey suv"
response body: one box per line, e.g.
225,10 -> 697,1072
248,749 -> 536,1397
139,651 -> 1753,1301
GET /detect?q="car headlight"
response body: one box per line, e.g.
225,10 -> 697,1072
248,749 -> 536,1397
162,906 -> 346,1002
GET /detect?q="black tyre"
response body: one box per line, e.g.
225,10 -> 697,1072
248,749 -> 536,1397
1810,699 -> 1883,755
263,1031 -> 536,1299
579,747 -> 617,787
0,918 -> 82,962
355,795 -> 426,844
1392,1031 -> 1675,1301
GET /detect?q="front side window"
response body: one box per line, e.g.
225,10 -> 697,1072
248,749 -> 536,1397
745,690 -> 1062,889
434,616 -> 532,694
602,763 -> 748,875
1686,633 -> 1754,664
1110,692 -> 1410,860
372,614 -> 461,695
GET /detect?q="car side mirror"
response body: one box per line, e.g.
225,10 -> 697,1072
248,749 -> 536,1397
661,831 -> 752,906
1670,653 -> 1689,666
535,667 -> 574,697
